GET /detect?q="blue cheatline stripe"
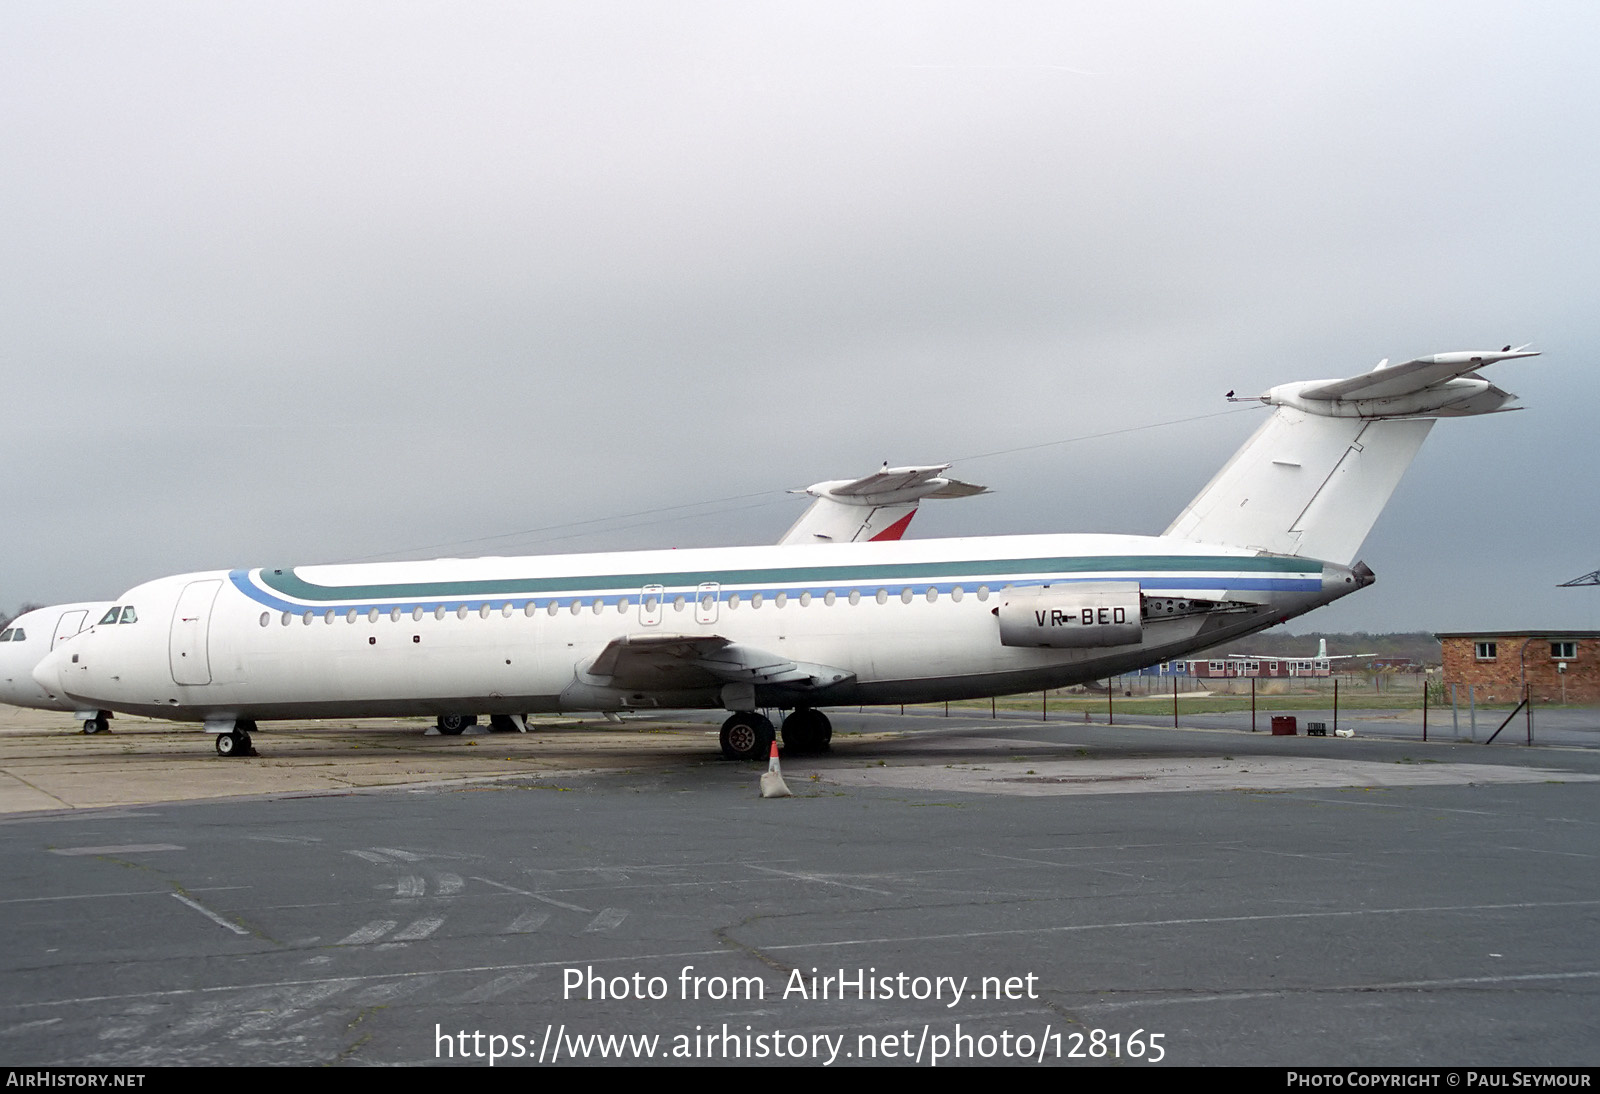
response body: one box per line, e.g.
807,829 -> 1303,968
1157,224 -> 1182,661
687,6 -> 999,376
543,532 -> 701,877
230,563 -> 1321,614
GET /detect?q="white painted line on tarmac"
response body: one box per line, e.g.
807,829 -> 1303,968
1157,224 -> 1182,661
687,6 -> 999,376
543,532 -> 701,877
584,908 -> 628,932
504,910 -> 550,934
371,846 -> 424,862
52,844 -> 183,856
470,875 -> 591,913
390,916 -> 445,941
746,863 -> 894,896
170,893 -> 249,936
336,920 -> 397,945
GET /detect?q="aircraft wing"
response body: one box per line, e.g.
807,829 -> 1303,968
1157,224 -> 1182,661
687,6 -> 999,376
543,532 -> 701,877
1298,349 -> 1537,402
583,633 -> 854,692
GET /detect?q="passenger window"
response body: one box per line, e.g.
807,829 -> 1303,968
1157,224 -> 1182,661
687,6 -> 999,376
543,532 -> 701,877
371,608 -> 382,623
800,592 -> 812,606
775,593 -> 787,608
120,606 -> 138,623
413,607 -> 424,621
547,602 -> 559,616
673,595 -> 685,611
875,589 -> 888,604
900,588 -> 913,604
100,607 -> 122,625
823,591 -> 835,606
848,590 -> 860,605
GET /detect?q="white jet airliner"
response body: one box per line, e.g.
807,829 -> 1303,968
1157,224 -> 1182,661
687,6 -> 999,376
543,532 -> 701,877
0,603 -> 117,731
33,349 -> 1533,760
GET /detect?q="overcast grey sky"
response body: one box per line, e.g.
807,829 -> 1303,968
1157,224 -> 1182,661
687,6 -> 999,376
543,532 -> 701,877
4,2 -> 1596,634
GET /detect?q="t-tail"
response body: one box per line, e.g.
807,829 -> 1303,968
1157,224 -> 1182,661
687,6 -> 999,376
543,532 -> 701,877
1165,348 -> 1536,565
779,463 -> 987,544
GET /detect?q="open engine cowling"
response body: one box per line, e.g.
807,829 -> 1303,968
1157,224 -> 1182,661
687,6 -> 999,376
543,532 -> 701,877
996,582 -> 1143,648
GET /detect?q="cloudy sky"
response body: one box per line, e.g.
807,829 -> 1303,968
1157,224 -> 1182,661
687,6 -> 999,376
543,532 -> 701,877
4,2 -> 1596,634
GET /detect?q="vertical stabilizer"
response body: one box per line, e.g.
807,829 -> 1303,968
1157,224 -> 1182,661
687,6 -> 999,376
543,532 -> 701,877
1164,349 -> 1533,564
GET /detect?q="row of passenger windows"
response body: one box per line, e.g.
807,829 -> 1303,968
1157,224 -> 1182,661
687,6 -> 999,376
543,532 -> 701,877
98,606 -> 139,625
258,586 -> 997,627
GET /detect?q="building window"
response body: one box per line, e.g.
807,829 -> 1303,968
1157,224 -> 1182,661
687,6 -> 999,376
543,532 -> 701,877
1475,642 -> 1497,661
1551,641 -> 1576,660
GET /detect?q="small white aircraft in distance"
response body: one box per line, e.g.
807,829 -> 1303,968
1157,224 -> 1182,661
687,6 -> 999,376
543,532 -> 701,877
0,603 -> 119,732
34,348 -> 1535,760
1225,639 -> 1373,663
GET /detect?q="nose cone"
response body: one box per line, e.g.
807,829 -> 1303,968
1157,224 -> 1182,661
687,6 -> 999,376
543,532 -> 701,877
31,646 -> 72,704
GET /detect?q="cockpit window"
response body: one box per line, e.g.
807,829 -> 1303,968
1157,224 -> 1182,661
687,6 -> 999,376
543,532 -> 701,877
6,628 -> 23,642
99,607 -> 122,625
0,629 -> 12,642
119,606 -> 138,624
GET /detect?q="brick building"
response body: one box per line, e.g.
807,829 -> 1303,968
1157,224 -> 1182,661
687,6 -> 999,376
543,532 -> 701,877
1436,631 -> 1600,704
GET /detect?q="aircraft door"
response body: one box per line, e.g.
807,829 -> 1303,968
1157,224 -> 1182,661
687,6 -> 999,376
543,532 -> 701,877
51,610 -> 88,650
169,579 -> 222,686
639,584 -> 663,627
695,582 -> 719,624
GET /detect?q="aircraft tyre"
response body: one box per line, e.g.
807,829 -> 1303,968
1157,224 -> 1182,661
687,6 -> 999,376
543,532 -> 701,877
720,712 -> 775,761
215,730 -> 252,757
82,715 -> 108,735
781,708 -> 832,753
437,714 -> 477,736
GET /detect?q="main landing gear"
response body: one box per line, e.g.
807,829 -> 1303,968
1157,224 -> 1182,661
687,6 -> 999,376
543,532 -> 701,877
719,711 -> 775,761
781,708 -> 832,754
718,709 -> 833,760
436,714 -> 477,736
214,720 -> 257,757
81,711 -> 113,734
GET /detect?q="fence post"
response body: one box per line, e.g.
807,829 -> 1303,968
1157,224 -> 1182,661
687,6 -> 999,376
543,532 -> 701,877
1173,675 -> 1179,729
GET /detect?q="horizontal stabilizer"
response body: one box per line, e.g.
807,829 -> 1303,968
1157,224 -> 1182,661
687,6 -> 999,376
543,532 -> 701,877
779,463 -> 988,544
1262,348 -> 1535,419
